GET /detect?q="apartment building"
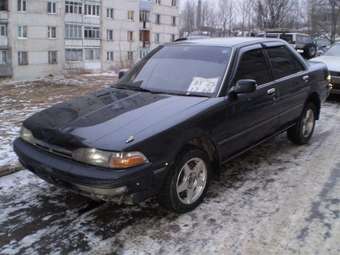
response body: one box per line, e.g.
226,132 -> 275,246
0,0 -> 179,80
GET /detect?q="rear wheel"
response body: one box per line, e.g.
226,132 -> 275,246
287,103 -> 317,145
159,149 -> 211,213
303,44 -> 317,59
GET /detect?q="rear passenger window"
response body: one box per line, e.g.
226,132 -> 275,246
234,49 -> 272,86
266,46 -> 304,79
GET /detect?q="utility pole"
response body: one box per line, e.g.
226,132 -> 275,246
196,0 -> 202,30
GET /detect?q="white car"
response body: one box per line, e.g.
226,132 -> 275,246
312,43 -> 340,94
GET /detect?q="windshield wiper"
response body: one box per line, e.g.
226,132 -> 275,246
114,82 -> 155,93
114,82 -> 209,97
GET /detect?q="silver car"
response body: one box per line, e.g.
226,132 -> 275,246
312,43 -> 340,94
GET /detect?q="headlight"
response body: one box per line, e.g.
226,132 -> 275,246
72,148 -> 149,169
20,126 -> 35,145
327,74 -> 332,83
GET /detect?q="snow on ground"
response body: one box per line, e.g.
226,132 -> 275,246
83,71 -> 118,77
0,101 -> 339,255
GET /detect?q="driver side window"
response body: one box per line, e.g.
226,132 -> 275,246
234,48 -> 272,86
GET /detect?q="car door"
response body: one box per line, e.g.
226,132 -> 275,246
264,44 -> 309,129
216,44 -> 281,162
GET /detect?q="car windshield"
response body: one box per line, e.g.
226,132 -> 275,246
117,45 -> 232,96
324,44 -> 340,56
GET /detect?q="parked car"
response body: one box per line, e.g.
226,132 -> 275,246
258,32 -> 317,59
14,38 -> 330,213
312,43 -> 340,94
314,37 -> 331,56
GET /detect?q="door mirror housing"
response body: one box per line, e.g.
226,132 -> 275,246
231,79 -> 257,95
118,69 -> 128,79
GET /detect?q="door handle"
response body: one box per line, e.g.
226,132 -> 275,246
302,75 -> 309,82
267,88 -> 276,95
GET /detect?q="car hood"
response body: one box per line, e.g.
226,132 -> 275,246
24,88 -> 208,149
311,56 -> 340,72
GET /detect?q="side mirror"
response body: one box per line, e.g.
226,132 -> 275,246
231,79 -> 257,95
118,70 -> 127,79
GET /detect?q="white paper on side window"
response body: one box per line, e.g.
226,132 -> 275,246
187,77 -> 219,94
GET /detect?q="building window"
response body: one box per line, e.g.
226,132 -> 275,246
107,51 -> 114,61
0,0 -> 8,11
65,1 -> 82,14
127,31 -> 133,41
48,26 -> 57,39
18,25 -> 27,39
127,51 -> 133,61
155,33 -> 160,44
0,24 -> 7,36
156,0 -> 161,5
65,24 -> 82,39
107,8 -> 114,19
171,0 -> 176,6
107,29 -> 113,41
65,48 -> 82,61
48,51 -> 58,64
17,0 -> 27,12
171,34 -> 175,42
172,16 -> 176,26
140,10 -> 150,22
128,10 -> 134,21
84,26 -> 100,39
85,48 -> 100,61
0,50 -> 8,64
47,1 -> 57,14
85,4 -> 99,16
155,14 -> 160,24
18,51 -> 28,65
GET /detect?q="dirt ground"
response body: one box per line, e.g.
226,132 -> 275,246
0,96 -> 339,254
0,74 -> 116,170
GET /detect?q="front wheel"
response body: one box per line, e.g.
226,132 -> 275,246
287,103 -> 317,145
158,149 -> 211,213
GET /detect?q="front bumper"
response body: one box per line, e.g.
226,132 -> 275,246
13,138 -> 168,203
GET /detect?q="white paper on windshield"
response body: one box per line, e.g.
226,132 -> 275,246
187,77 -> 219,94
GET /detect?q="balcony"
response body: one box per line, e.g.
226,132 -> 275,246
0,63 -> 12,76
0,36 -> 8,48
138,47 -> 150,59
139,30 -> 150,48
83,39 -> 101,47
140,0 -> 152,11
0,48 -> 12,77
0,11 -> 8,20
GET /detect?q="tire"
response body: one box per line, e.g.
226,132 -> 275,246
287,103 -> 317,145
158,149 -> 211,213
303,44 -> 317,59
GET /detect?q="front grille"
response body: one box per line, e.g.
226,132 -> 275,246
33,138 -> 73,159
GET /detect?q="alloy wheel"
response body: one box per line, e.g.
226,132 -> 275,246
176,158 -> 208,205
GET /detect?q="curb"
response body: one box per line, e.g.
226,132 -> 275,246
0,163 -> 24,177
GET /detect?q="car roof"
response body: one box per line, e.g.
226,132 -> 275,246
173,37 -> 285,48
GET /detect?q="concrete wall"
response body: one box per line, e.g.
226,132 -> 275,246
8,0 -> 64,80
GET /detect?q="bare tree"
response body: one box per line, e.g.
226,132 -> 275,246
180,0 -> 196,34
329,0 -> 340,42
201,0 -> 218,28
237,0 -> 256,35
219,0 -> 234,36
309,0 -> 340,42
255,0 -> 294,29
